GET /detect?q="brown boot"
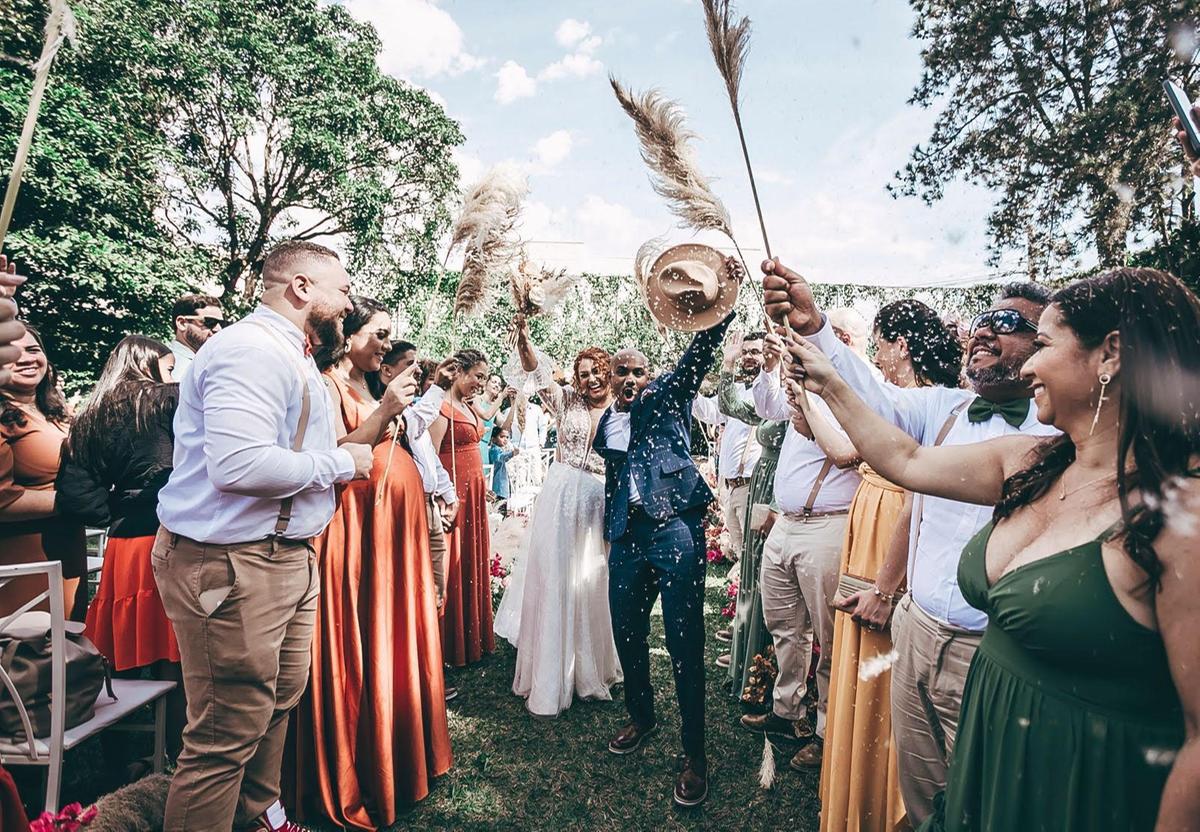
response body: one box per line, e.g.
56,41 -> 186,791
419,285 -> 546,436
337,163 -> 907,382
608,720 -> 658,755
714,627 -> 733,644
740,711 -> 813,743
715,653 -> 731,668
673,755 -> 708,808
789,738 -> 824,771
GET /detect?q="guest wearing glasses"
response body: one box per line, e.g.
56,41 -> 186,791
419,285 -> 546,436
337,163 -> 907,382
168,293 -> 225,381
762,265 -> 1059,824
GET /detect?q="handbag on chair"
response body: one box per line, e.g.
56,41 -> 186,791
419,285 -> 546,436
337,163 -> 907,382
0,618 -> 113,740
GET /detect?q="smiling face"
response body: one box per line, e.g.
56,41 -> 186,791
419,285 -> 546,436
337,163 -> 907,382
574,355 -> 610,407
1021,304 -> 1116,428
455,360 -> 488,400
346,310 -> 391,373
610,349 -> 650,411
3,331 -> 48,396
740,337 -> 764,376
872,330 -> 911,386
965,296 -> 1044,400
485,374 -> 503,399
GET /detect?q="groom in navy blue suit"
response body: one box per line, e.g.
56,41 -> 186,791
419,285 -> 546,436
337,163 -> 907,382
593,309 -> 734,808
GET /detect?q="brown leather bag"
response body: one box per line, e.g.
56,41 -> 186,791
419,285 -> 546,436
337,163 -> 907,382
0,619 -> 113,740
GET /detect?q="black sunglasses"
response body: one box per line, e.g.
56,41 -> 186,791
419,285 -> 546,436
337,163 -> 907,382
970,309 -> 1037,336
184,315 -> 226,331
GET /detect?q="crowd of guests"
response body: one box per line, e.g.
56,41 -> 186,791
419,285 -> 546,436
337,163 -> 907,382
0,127 -> 1196,831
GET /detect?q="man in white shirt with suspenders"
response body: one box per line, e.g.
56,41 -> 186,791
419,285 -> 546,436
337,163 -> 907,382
154,240 -> 373,832
739,344 -> 861,770
762,258 -> 1058,824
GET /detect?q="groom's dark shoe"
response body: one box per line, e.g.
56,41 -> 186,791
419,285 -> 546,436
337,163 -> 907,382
740,711 -> 812,743
673,755 -> 708,808
608,721 -> 658,755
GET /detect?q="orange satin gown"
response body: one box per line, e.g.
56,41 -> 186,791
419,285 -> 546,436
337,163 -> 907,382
437,400 -> 494,667
290,375 -> 452,828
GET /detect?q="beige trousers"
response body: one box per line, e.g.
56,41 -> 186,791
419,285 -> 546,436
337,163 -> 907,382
889,593 -> 983,825
723,482 -> 750,560
426,494 -> 448,607
759,513 -> 847,736
151,528 -> 318,831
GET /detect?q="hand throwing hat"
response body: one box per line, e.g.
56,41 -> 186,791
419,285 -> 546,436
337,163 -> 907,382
642,243 -> 741,332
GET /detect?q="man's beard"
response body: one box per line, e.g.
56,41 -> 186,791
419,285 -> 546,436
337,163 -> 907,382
966,359 -> 1022,390
737,364 -> 761,382
307,306 -> 344,357
183,330 -> 207,352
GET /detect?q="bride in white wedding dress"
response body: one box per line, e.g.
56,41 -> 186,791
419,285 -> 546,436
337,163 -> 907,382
493,316 -> 622,716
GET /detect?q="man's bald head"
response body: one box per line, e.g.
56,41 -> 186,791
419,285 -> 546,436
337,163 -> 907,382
611,347 -> 651,411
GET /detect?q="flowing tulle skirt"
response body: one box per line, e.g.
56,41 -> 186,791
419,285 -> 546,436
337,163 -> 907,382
85,535 -> 180,671
820,467 -> 909,832
495,462 -> 622,716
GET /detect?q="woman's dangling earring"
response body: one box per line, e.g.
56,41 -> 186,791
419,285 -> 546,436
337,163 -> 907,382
1089,372 -> 1112,436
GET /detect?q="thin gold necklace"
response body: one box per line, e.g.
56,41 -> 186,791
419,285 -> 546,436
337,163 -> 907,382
1058,471 -> 1114,501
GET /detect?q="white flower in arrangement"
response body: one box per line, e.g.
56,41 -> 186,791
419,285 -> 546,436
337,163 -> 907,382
718,530 -> 732,552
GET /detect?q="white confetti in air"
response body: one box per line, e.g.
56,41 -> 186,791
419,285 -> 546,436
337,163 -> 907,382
859,649 -> 900,681
1144,746 -> 1179,767
1170,23 -> 1199,61
1031,577 -> 1046,595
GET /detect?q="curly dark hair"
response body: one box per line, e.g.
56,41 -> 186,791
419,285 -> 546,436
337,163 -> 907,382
873,299 -> 963,388
573,346 -> 611,385
452,349 -> 487,375
0,324 -> 69,430
993,268 -> 1200,588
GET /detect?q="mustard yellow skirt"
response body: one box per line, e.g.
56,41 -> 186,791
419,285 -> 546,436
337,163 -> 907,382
820,465 -> 910,832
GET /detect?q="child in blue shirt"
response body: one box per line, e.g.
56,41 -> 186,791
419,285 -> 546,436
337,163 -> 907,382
488,426 -> 519,516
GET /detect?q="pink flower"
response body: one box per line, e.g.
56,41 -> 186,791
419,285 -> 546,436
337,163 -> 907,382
726,580 -> 739,599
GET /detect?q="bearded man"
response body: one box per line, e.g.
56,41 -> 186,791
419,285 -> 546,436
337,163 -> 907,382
153,240 -> 373,832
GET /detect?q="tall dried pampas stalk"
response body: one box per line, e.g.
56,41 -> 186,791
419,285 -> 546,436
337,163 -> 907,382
609,76 -> 735,242
703,0 -> 751,111
448,167 -> 527,318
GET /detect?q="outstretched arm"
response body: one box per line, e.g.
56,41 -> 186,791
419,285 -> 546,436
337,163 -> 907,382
787,336 -> 1039,505
662,312 -> 735,406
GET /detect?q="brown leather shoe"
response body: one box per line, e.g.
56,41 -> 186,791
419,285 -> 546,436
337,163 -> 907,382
740,711 -> 815,743
608,720 -> 658,755
714,627 -> 733,644
715,652 -> 731,668
789,738 -> 823,770
673,755 -> 708,807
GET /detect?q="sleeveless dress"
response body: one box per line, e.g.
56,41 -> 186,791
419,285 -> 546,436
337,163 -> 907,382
493,354 -> 622,715
921,521 -> 1184,831
728,420 -> 786,699
289,375 -> 451,828
820,464 -> 909,832
439,400 -> 494,667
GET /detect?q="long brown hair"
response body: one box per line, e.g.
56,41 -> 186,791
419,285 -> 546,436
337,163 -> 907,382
0,324 -> 69,430
993,268 -> 1200,587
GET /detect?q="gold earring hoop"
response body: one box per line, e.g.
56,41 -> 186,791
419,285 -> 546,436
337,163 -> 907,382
1089,372 -> 1112,436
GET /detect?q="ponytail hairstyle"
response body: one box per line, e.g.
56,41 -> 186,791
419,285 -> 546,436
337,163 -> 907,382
873,299 -> 963,389
993,268 -> 1200,588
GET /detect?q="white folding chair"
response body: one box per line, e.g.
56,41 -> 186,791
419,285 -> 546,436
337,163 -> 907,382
0,561 -> 176,813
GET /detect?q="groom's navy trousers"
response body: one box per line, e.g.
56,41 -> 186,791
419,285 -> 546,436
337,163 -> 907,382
594,312 -> 733,762
608,504 -> 708,758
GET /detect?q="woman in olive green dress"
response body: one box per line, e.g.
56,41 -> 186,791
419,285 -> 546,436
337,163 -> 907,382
779,267 -> 1200,830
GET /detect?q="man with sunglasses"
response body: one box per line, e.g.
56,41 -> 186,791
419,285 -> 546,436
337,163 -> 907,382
170,293 -> 226,381
761,259 -> 1059,824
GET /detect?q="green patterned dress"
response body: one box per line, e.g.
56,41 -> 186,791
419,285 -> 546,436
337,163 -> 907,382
922,521 -> 1183,831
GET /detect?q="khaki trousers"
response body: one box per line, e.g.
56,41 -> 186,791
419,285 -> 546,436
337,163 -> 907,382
759,513 -> 847,736
723,482 -> 750,560
426,494 -> 448,607
889,593 -> 982,825
151,527 -> 318,831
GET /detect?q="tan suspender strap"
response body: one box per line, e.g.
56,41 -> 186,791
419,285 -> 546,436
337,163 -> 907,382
911,399 -> 971,556
803,458 -> 836,515
274,377 -> 311,536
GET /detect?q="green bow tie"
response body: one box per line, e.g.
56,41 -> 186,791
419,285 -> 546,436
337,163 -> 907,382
966,396 -> 1030,428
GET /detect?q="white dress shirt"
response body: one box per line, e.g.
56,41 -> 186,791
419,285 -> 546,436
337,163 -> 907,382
808,318 -> 1059,630
168,339 -> 196,382
603,407 -> 641,504
752,369 -> 861,514
406,389 -> 457,504
157,305 -> 356,543
716,384 -> 761,479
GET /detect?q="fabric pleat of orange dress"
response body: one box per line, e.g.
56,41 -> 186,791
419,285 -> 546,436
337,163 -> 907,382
437,400 -> 494,667
287,375 -> 451,829
820,464 -> 910,832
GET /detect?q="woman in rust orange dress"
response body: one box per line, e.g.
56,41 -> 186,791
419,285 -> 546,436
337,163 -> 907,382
289,296 -> 450,829
429,348 -> 493,668
0,325 -> 85,618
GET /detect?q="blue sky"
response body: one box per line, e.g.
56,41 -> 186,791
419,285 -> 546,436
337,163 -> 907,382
342,0 -> 1024,287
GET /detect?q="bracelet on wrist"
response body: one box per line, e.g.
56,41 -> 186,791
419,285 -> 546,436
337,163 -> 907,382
872,586 -> 896,605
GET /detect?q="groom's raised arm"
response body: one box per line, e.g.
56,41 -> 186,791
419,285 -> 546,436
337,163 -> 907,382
661,312 -> 735,408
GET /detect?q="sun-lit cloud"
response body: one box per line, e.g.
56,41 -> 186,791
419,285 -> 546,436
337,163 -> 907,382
533,130 -> 574,168
343,0 -> 483,80
494,60 -> 537,104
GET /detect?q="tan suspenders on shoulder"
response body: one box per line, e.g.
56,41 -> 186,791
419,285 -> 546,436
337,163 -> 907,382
246,319 -> 314,537
910,398 -> 971,557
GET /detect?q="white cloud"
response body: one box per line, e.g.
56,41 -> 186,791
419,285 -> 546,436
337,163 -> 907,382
539,52 -> 604,81
343,0 -> 483,80
494,61 -> 537,104
555,19 -> 592,49
533,130 -> 573,168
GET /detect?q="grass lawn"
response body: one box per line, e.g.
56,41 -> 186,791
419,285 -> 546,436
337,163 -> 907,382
339,571 -> 823,832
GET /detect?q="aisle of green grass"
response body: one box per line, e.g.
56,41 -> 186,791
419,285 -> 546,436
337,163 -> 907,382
351,573 -> 821,832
